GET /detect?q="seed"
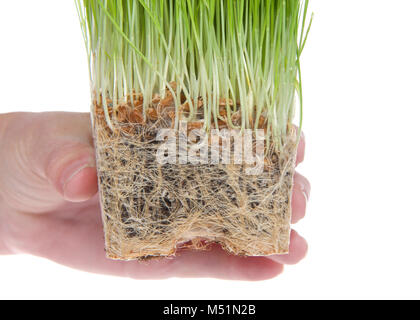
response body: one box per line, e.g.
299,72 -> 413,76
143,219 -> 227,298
130,109 -> 144,124
219,98 -> 233,107
133,99 -> 143,108
147,108 -> 158,120
160,95 -> 174,107
187,121 -> 204,132
152,94 -> 160,104
116,105 -> 130,122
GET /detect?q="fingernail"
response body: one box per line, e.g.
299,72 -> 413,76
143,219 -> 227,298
297,177 -> 310,201
60,158 -> 95,193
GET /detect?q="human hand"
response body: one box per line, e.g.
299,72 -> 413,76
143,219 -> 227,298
0,112 -> 310,280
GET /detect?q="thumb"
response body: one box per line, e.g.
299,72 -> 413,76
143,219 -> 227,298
0,112 -> 98,213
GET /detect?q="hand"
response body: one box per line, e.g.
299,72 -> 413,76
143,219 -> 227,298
0,112 -> 310,280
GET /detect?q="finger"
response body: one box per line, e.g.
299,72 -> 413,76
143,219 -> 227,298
125,244 -> 284,281
60,165 -> 98,203
0,112 -> 97,213
296,131 -> 305,166
291,172 -> 311,224
266,230 -> 308,265
169,245 -> 284,281
4,202 -> 283,281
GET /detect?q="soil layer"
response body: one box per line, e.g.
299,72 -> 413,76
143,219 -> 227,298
92,98 -> 297,260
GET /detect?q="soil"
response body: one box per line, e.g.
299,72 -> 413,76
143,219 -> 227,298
92,92 -> 297,260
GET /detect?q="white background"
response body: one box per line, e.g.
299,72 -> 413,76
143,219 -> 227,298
1,0 -> 420,300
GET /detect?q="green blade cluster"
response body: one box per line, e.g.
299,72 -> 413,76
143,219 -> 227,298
76,0 -> 312,150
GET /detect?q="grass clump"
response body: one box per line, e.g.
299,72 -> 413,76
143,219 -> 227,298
75,0 -> 312,259
76,0 -> 312,150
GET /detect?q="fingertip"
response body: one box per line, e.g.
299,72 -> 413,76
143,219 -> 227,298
171,244 -> 285,281
294,172 -> 311,201
296,131 -> 306,166
288,230 -> 308,264
63,166 -> 98,202
291,183 -> 307,224
266,230 -> 308,265
235,257 -> 285,281
45,144 -> 98,203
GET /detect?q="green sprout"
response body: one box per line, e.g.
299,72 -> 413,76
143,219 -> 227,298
76,0 -> 312,151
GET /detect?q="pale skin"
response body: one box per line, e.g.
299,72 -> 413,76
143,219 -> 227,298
0,112 -> 310,281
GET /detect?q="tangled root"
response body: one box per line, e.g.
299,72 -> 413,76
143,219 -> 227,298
93,100 -> 297,260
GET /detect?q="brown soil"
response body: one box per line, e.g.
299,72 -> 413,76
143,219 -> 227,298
92,93 -> 297,260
